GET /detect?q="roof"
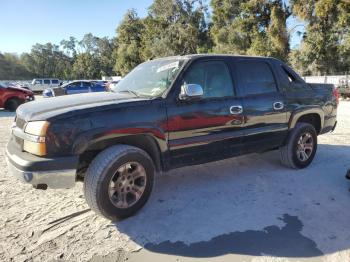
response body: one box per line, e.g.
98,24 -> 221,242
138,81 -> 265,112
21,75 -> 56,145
150,54 -> 273,62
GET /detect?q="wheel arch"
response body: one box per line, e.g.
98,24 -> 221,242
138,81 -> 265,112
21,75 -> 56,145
4,96 -> 23,104
75,134 -> 164,176
289,108 -> 324,134
4,96 -> 23,110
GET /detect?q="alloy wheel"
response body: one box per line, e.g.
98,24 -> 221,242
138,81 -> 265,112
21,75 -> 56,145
296,132 -> 314,162
108,162 -> 147,209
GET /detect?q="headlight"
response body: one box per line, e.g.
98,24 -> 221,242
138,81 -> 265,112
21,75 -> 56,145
25,121 -> 49,136
23,121 -> 49,156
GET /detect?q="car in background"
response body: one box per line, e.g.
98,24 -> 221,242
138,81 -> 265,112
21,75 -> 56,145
92,80 -> 109,87
0,81 -> 34,111
42,80 -> 106,98
5,82 -> 31,90
30,78 -> 61,92
338,77 -> 350,98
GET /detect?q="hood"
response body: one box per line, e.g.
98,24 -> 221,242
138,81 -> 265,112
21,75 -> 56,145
7,86 -> 33,94
16,92 -> 147,122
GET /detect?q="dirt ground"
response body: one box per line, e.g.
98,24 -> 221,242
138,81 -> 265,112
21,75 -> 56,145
0,101 -> 350,262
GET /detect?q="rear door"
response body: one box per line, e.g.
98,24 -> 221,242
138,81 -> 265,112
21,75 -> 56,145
66,82 -> 84,94
166,58 -> 245,168
235,58 -> 288,152
91,83 -> 106,92
81,82 -> 92,93
43,79 -> 51,88
51,79 -> 59,87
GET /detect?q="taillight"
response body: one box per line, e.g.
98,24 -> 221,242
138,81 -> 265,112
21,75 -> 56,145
333,86 -> 339,106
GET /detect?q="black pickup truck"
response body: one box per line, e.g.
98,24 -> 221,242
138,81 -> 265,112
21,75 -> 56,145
6,55 -> 338,220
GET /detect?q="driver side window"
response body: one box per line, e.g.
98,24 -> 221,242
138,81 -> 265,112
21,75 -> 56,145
183,61 -> 234,99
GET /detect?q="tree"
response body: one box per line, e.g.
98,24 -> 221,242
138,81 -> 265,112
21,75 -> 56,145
210,0 -> 290,60
141,0 -> 209,60
72,53 -> 100,79
114,9 -> 144,76
95,37 -> 116,77
60,37 -> 78,57
290,0 -> 349,75
266,1 -> 290,60
0,53 -> 35,80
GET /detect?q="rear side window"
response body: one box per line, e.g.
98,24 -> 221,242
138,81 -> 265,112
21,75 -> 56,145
82,82 -> 92,87
43,79 -> 50,84
51,79 -> 59,84
237,61 -> 277,96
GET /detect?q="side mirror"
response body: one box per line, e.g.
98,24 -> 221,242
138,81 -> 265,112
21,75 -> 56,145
179,84 -> 203,101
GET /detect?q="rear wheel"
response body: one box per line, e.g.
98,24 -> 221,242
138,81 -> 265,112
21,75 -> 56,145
280,123 -> 317,169
5,98 -> 21,111
84,145 -> 155,220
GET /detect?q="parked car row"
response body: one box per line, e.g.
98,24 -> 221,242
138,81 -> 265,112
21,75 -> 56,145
42,80 -> 107,98
0,78 -> 122,110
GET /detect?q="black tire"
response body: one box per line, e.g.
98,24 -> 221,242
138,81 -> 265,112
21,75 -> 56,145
84,145 -> 155,221
280,123 -> 317,169
5,98 -> 21,112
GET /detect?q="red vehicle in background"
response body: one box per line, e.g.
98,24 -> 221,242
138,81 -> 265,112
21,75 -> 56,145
0,82 -> 34,111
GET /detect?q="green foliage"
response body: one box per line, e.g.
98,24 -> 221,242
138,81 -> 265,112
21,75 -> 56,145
114,10 -> 144,76
211,0 -> 290,60
0,34 -> 116,80
72,53 -> 100,79
140,0 -> 210,59
20,43 -> 73,79
289,0 -> 350,75
0,53 -> 35,80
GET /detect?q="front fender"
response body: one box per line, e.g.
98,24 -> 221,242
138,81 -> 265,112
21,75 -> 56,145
72,125 -> 168,155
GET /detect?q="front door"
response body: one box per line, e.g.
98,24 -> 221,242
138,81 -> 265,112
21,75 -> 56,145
66,82 -> 89,94
235,59 -> 288,153
166,59 -> 245,168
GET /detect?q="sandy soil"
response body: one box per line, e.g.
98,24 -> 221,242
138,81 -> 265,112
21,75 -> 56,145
0,101 -> 350,262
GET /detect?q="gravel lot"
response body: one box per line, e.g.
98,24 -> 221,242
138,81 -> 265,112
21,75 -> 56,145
0,101 -> 350,262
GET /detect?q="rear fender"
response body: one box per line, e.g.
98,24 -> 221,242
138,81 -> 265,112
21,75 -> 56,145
288,106 -> 324,130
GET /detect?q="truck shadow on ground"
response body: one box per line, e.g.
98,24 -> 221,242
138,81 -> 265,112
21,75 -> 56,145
144,214 -> 322,257
115,144 -> 350,258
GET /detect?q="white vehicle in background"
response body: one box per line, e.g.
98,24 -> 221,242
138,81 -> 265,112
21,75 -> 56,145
30,78 -> 61,92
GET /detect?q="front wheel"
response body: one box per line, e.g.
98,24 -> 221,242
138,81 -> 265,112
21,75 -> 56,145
280,123 -> 317,169
84,145 -> 155,220
5,98 -> 21,112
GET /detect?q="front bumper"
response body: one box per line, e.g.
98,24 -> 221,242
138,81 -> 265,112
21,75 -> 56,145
6,141 -> 78,189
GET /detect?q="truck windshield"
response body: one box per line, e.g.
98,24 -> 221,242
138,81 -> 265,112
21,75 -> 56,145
111,58 -> 186,97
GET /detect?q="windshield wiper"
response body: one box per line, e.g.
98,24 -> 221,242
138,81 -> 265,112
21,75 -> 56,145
118,90 -> 140,97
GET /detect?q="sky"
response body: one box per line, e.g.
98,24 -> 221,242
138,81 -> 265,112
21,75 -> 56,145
0,0 -> 303,54
0,0 -> 154,54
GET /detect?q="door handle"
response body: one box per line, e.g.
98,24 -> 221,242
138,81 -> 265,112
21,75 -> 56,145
273,101 -> 284,110
230,105 -> 243,115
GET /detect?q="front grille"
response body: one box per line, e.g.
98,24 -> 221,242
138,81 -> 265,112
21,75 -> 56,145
16,117 -> 26,130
